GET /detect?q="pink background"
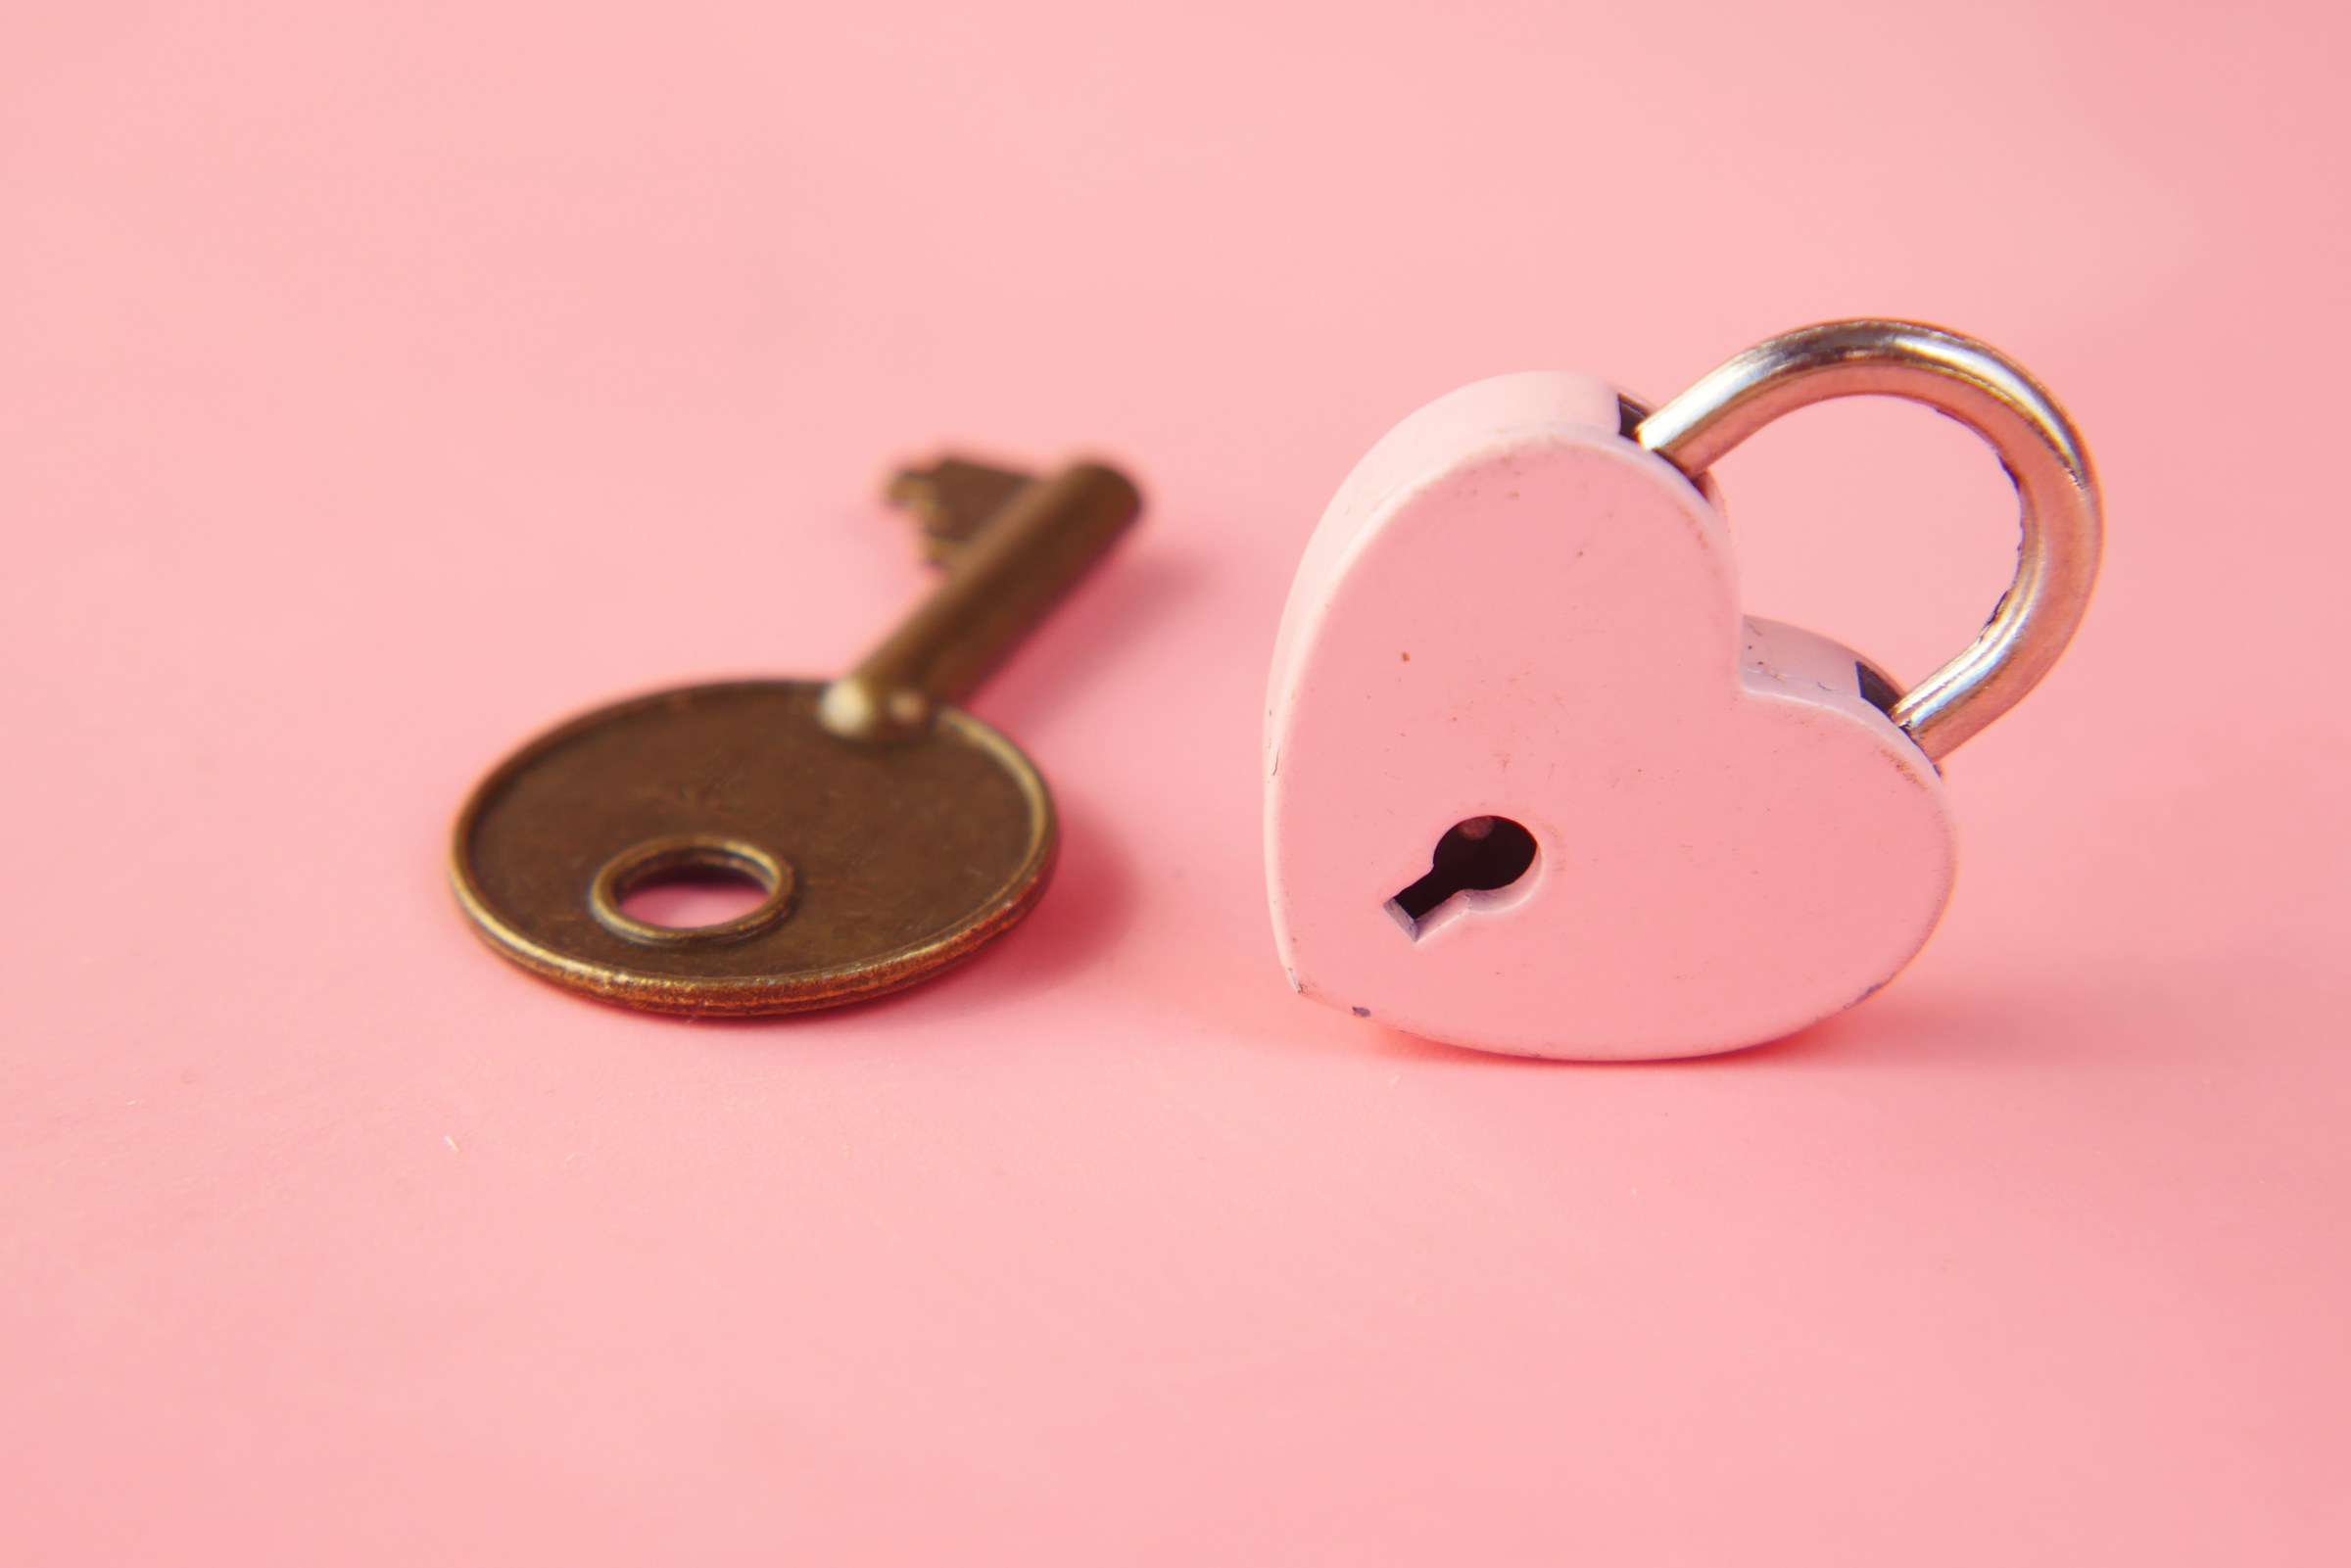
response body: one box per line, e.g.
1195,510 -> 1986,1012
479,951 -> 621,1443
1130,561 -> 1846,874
4,2 -> 2346,1563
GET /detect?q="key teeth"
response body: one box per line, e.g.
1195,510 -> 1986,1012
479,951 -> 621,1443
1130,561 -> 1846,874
886,455 -> 1038,564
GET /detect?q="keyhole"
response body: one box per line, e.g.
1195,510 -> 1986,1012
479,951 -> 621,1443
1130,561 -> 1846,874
1387,816 -> 1539,938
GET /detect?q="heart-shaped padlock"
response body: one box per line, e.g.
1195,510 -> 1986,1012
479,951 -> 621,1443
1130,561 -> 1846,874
1264,320 -> 2101,1059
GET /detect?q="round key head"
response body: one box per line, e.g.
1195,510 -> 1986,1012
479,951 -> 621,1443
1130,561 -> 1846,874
451,680 -> 1052,1015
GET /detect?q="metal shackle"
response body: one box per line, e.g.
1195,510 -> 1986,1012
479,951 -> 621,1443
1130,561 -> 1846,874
1636,319 -> 2102,761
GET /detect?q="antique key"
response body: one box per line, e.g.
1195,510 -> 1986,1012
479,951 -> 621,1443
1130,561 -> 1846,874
452,457 -> 1142,1015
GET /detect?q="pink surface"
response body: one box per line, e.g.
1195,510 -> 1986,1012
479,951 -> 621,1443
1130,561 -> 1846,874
2,2 -> 2345,1563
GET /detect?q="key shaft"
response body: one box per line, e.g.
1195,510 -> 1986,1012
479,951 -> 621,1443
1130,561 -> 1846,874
818,460 -> 1141,741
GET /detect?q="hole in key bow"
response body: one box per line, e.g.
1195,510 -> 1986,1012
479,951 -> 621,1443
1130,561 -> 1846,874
1387,816 -> 1538,939
589,834 -> 796,948
620,864 -> 774,930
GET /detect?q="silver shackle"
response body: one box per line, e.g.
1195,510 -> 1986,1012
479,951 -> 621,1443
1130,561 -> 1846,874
1637,320 -> 2102,761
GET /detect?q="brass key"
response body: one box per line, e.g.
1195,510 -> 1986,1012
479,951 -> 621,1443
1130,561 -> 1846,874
451,457 -> 1142,1015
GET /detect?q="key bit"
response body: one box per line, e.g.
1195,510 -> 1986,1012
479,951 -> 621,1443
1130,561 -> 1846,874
887,456 -> 1038,564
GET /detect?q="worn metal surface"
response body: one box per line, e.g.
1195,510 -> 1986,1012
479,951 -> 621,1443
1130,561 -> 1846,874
886,455 -> 1035,563
818,461 -> 1141,742
450,456 -> 1141,1015
452,681 -> 1052,1015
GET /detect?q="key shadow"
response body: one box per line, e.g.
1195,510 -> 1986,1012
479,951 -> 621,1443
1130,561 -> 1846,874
908,791 -> 1140,1004
540,538 -> 1194,1044
957,543 -> 1207,743
613,789 -> 1138,1041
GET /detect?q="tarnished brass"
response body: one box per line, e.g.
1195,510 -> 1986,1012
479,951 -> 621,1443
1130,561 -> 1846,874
818,461 -> 1140,741
450,457 -> 1142,1015
887,456 -> 1035,564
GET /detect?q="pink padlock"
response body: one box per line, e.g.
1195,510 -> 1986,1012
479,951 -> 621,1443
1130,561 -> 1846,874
1264,321 -> 2102,1060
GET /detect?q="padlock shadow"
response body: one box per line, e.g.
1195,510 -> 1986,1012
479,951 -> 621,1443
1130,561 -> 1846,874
1296,973 -> 2110,1073
1721,974 -> 2133,1070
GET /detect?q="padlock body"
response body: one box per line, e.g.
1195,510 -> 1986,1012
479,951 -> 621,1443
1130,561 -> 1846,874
1265,372 -> 1955,1060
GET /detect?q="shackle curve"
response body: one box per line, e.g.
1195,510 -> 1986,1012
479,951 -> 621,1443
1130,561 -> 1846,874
1635,319 -> 2101,761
